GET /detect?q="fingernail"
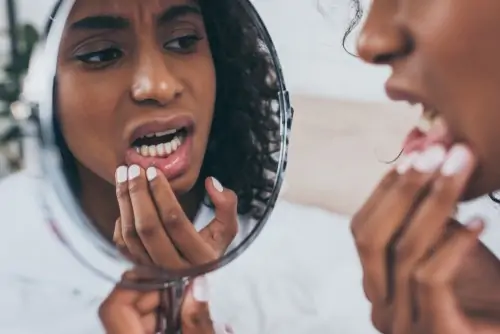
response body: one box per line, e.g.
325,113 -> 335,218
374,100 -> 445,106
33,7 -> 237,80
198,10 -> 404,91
192,276 -> 209,302
211,177 -> 223,192
128,165 -> 141,180
412,145 -> 447,173
466,218 -> 484,232
440,145 -> 472,176
396,152 -> 419,174
146,167 -> 157,181
213,322 -> 233,334
116,166 -> 128,183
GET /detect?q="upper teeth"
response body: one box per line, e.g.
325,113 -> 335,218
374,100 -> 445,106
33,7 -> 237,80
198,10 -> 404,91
135,135 -> 184,158
144,129 -> 178,138
417,106 -> 438,133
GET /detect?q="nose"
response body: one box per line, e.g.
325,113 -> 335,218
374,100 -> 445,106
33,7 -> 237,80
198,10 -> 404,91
131,51 -> 183,106
356,3 -> 412,65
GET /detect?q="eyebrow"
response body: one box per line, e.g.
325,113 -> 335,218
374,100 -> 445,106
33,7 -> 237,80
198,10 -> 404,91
70,5 -> 201,31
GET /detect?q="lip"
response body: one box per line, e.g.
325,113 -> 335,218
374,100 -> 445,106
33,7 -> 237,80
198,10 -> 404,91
124,133 -> 193,181
385,81 -> 454,153
127,114 -> 195,145
385,81 -> 431,108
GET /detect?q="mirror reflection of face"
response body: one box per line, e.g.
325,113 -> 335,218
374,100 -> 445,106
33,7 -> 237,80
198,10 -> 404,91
57,0 -> 216,195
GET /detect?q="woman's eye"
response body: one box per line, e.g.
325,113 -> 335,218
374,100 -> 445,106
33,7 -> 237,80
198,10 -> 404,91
164,35 -> 202,53
75,48 -> 123,65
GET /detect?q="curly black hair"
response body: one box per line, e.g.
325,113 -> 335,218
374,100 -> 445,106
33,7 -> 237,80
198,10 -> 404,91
45,0 -> 282,220
315,0 -> 364,55
342,0 -> 363,55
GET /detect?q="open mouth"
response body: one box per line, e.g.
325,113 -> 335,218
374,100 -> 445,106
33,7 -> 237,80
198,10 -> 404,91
132,127 -> 188,158
124,116 -> 194,180
403,105 -> 453,154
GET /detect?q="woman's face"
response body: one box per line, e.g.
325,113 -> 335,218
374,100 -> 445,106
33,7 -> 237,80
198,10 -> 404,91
356,0 -> 500,199
57,0 -> 216,194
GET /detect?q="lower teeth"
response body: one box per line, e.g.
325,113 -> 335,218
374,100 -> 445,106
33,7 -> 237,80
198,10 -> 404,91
134,135 -> 183,157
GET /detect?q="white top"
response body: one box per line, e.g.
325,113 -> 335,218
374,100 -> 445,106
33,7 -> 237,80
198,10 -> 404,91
3,170 -> 466,334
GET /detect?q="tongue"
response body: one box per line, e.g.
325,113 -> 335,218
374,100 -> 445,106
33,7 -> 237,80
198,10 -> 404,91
403,118 -> 451,154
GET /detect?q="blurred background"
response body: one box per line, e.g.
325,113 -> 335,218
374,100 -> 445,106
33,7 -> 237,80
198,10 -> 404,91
0,0 -> 419,215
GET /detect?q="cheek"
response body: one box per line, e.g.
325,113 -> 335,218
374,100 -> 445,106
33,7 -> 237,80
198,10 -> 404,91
418,8 -> 500,149
191,57 -> 216,127
57,73 -> 122,180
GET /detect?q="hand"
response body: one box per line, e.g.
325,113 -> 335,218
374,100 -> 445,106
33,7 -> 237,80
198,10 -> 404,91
99,275 -> 234,334
114,165 -> 238,269
99,284 -> 160,334
180,276 -> 234,334
351,144 -> 500,333
390,219 -> 500,334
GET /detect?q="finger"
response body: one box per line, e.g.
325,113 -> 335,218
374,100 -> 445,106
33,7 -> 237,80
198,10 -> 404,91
100,306 -> 146,334
146,167 -> 216,264
99,286 -> 146,334
392,144 -> 476,332
350,168 -> 400,233
113,218 -> 130,257
181,276 -> 214,333
199,177 -> 239,255
136,291 -> 161,315
128,165 -> 187,269
413,219 -> 484,333
115,166 -> 152,264
355,148 -> 441,303
140,313 -> 157,334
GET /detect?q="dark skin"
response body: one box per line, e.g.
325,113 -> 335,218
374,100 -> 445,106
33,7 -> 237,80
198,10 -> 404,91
353,0 -> 500,332
55,0 -> 238,332
57,0 -> 216,239
99,274 -> 235,334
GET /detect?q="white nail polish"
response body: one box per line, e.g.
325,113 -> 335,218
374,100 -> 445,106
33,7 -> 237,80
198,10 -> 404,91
212,177 -> 224,192
212,322 -> 226,334
396,152 -> 419,174
192,276 -> 209,302
213,322 -> 233,334
413,145 -> 447,173
146,167 -> 157,181
128,165 -> 141,180
116,166 -> 128,183
465,218 -> 484,231
440,145 -> 471,176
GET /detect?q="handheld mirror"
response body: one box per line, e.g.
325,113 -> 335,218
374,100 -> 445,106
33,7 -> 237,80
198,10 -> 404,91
14,0 -> 292,331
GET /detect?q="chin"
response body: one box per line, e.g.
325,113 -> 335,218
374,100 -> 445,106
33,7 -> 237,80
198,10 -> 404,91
168,169 -> 201,196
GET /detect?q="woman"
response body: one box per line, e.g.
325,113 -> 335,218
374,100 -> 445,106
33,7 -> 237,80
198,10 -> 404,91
0,0 -> 281,332
52,0 -> 280,267
344,0 -> 500,333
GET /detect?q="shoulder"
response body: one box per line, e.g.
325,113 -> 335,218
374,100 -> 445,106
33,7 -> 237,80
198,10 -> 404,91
0,170 -> 113,296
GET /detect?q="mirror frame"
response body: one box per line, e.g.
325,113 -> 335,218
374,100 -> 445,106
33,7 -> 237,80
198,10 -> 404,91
26,0 -> 293,287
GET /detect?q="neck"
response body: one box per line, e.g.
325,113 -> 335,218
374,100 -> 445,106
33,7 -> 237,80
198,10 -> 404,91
76,164 -> 204,242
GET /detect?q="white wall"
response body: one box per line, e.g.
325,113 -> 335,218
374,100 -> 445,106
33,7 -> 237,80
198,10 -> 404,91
252,0 -> 390,102
0,0 -> 58,66
0,0 -> 390,102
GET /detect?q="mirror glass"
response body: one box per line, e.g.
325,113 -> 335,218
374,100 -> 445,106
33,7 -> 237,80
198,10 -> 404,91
18,0 -> 291,285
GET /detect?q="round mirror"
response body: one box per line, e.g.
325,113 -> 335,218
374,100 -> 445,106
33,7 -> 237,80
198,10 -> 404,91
19,0 -> 292,291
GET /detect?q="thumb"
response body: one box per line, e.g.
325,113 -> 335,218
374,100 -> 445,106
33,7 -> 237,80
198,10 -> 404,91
181,276 -> 213,333
99,286 -> 146,334
201,177 -> 239,254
